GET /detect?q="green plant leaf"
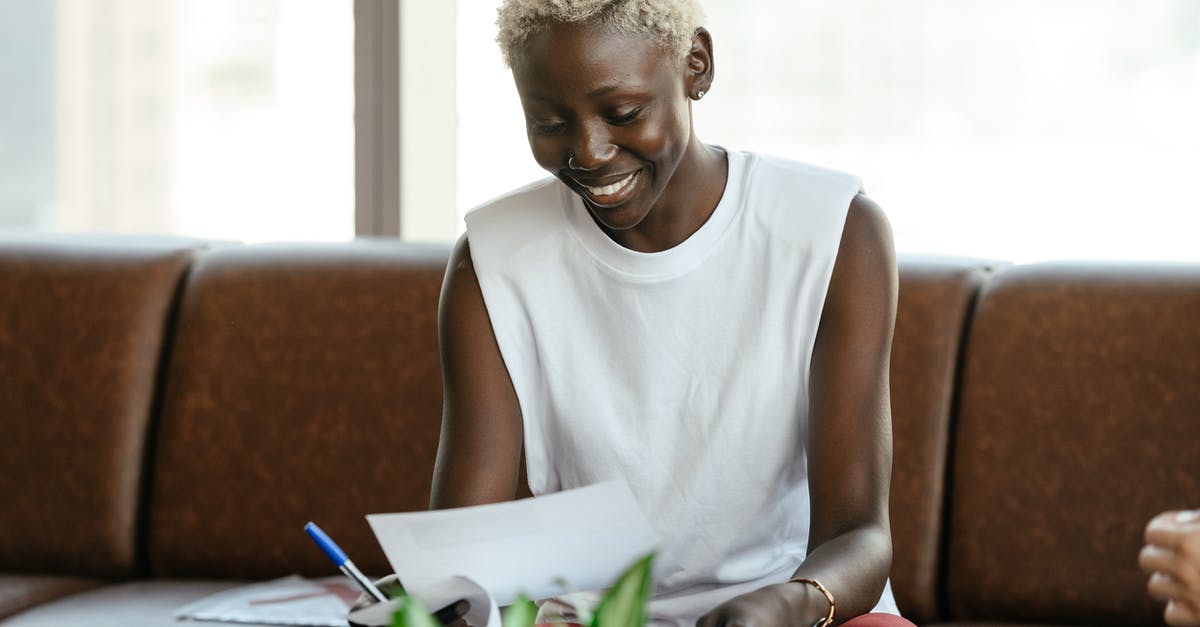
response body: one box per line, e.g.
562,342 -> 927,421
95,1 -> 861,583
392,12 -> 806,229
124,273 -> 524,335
391,595 -> 440,627
503,593 -> 538,627
590,553 -> 655,627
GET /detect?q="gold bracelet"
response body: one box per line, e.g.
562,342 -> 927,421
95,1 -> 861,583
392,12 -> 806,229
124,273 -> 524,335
788,577 -> 835,627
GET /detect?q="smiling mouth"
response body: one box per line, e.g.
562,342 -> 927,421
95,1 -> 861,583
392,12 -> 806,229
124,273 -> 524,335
577,170 -> 640,206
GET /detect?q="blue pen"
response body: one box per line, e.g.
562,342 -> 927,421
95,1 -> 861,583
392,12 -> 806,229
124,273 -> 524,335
304,521 -> 388,603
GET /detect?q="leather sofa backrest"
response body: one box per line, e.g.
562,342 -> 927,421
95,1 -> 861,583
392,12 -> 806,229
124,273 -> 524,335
146,242 -> 449,579
0,235 -> 198,578
945,263 -> 1200,624
887,256 -> 995,623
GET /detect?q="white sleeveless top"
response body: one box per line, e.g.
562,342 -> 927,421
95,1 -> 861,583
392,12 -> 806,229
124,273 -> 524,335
464,150 -> 899,624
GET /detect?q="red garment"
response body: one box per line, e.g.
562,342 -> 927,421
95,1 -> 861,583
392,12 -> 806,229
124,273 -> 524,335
842,612 -> 918,627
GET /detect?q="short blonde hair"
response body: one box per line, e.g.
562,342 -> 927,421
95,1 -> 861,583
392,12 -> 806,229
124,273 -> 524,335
496,0 -> 705,68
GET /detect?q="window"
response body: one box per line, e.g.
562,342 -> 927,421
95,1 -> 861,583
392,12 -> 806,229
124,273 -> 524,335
5,0 -> 1197,260
0,0 -> 354,242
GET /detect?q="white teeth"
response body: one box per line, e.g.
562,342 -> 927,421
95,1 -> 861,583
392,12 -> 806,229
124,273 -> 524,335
585,172 -> 635,197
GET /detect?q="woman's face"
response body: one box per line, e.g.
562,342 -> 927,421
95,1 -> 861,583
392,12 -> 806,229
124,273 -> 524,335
511,21 -> 699,234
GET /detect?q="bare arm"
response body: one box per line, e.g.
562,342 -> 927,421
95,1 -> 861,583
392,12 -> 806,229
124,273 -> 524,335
430,235 -> 525,509
792,192 -> 898,620
697,193 -> 898,626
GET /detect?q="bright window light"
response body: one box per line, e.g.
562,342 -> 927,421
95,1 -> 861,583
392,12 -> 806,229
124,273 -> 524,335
456,0 -> 1200,262
0,0 -> 353,243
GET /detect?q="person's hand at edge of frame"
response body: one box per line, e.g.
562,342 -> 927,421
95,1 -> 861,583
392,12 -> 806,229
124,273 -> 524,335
1141,509 -> 1200,626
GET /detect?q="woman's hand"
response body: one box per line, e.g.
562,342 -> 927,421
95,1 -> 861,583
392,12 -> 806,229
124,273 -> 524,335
349,574 -> 406,612
348,575 -> 469,626
1140,510 -> 1200,625
695,582 -> 826,627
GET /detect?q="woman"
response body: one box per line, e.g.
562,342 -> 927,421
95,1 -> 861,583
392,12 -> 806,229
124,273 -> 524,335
433,1 -> 909,625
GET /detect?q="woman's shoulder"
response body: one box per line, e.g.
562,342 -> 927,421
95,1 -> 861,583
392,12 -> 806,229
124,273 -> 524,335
463,176 -> 571,274
733,150 -> 865,246
465,176 -> 561,224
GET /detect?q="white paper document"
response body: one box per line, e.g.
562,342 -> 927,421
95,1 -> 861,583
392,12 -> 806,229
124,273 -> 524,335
173,575 -> 356,626
366,479 -> 659,606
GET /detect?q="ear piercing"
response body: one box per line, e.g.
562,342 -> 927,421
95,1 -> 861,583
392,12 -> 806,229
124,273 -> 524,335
568,155 -> 578,170
695,90 -> 706,100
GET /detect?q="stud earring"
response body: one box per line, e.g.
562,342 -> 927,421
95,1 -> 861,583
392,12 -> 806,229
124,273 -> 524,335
695,90 -> 706,100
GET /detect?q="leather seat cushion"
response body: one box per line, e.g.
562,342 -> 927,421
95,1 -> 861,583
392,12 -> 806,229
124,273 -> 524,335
888,256 -> 996,622
147,242 -> 450,579
0,575 -> 104,621
0,235 -> 202,577
946,262 -> 1200,623
0,580 -> 267,627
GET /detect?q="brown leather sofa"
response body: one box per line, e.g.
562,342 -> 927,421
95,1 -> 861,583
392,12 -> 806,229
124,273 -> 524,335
1,234 -> 1197,626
